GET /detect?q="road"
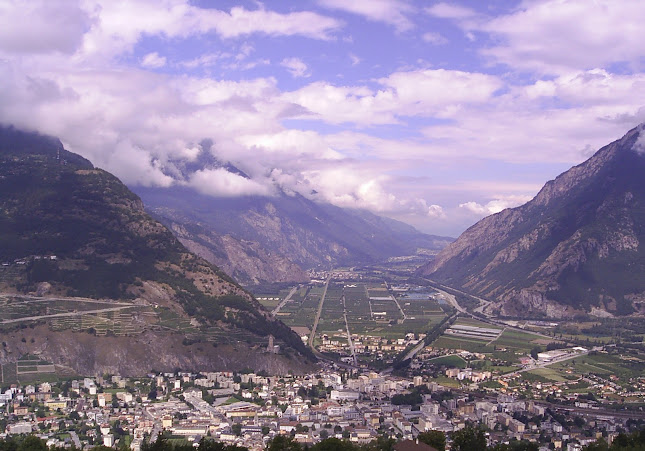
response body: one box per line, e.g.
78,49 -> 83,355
69,431 -> 82,449
421,278 -> 552,341
429,285 -> 465,313
503,350 -> 590,378
0,305 -> 136,324
271,285 -> 299,316
391,295 -> 407,320
341,293 -> 358,366
401,312 -> 459,362
308,274 -> 332,348
143,408 -> 162,444
0,293 -> 132,305
402,338 -> 427,362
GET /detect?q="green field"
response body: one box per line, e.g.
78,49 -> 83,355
265,280 -> 449,361
427,354 -> 468,368
525,367 -> 568,382
493,329 -> 544,351
431,336 -> 495,353
551,352 -> 645,379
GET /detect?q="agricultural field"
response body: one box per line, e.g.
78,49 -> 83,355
316,283 -> 346,336
493,329 -> 545,352
346,283 -> 447,339
427,354 -> 468,368
0,354 -> 73,385
427,316 -> 556,373
256,278 -> 450,362
551,351 -> 645,380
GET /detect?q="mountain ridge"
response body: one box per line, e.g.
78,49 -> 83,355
419,124 -> 645,318
134,185 -> 453,285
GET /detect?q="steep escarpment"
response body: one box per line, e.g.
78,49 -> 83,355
420,124 -> 645,318
0,325 -> 311,376
154,212 -> 310,286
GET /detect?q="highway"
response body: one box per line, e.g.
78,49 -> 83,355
0,305 -> 136,324
0,293 -> 133,305
308,274 -> 331,348
271,285 -> 299,316
341,293 -> 358,366
502,349 -> 590,378
421,278 -> 552,341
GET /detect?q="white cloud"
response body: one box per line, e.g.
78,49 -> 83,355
104,140 -> 175,187
427,204 -> 446,219
281,58 -> 310,78
417,68 -> 645,165
77,1 -> 342,60
459,195 -> 533,216
478,0 -> 645,74
425,3 -> 477,19
188,168 -> 273,197
422,32 -> 448,45
633,126 -> 645,155
238,130 -> 342,159
378,69 -> 502,115
180,53 -> 223,69
318,0 -> 414,32
349,53 -> 361,66
283,69 -> 502,125
0,0 -> 91,54
141,52 -> 166,68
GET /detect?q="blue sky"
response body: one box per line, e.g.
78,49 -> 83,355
1,0 -> 645,235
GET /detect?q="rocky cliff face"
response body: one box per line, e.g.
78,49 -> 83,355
0,325 -> 311,376
0,125 -> 314,373
419,124 -> 645,318
165,218 -> 310,285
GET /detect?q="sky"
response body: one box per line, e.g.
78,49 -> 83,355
1,0 -> 645,236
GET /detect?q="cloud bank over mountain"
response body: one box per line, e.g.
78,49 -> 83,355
1,0 -> 645,235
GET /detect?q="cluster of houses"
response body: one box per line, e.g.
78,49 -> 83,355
445,368 -> 492,383
319,333 -> 423,361
0,362 -> 642,451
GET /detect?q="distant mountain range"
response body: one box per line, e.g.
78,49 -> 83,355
0,125 -> 314,375
134,168 -> 453,286
419,124 -> 645,318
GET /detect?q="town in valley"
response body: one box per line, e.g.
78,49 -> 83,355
1,265 -> 644,451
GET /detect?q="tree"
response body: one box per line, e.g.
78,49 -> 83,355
231,423 -> 242,436
363,435 -> 395,451
450,426 -> 486,451
530,347 -> 542,360
198,439 -> 247,451
265,435 -> 302,451
17,436 -> 47,451
581,439 -> 609,451
310,438 -> 357,451
418,430 -> 446,451
320,430 -> 329,440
